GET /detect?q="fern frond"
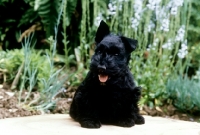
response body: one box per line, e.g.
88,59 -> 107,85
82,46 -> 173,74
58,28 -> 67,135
35,0 -> 61,37
64,0 -> 77,26
18,8 -> 38,27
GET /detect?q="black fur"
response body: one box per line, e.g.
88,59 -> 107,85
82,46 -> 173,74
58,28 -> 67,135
69,20 -> 145,128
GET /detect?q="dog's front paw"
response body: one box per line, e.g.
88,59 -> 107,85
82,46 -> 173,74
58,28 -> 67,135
116,118 -> 135,127
135,115 -> 145,124
80,119 -> 101,128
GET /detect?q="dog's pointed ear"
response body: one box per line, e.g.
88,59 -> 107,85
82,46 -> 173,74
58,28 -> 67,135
121,36 -> 137,53
95,20 -> 110,43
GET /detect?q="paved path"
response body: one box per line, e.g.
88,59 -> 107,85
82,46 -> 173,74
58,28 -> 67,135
0,114 -> 200,135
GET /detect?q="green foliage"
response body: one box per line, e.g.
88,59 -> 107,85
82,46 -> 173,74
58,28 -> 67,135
166,75 -> 200,113
0,0 -> 77,51
0,0 -> 34,49
62,0 -> 78,26
91,0 -> 191,107
188,0 -> 200,68
188,0 -> 200,43
1,0 -> 200,114
33,0 -> 77,38
36,34 -> 66,111
34,0 -> 61,37
18,34 -> 36,103
62,0 -> 77,68
28,5 -> 70,112
18,7 -> 38,27
190,44 -> 200,69
0,44 -> 51,88
0,50 -> 24,77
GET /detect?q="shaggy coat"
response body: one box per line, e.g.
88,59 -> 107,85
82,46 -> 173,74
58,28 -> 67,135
69,20 -> 145,128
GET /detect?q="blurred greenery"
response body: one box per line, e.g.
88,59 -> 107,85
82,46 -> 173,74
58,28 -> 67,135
188,0 -> 200,71
166,75 -> 200,113
0,0 -> 200,113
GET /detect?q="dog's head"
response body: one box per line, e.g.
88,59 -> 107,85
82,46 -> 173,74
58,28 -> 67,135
90,20 -> 137,83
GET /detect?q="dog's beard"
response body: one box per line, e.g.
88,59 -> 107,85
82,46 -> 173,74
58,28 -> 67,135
90,59 -> 127,83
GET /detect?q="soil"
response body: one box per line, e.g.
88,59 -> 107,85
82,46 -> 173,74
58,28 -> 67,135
0,81 -> 200,122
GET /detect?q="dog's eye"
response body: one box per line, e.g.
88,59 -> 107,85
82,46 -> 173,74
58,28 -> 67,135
115,53 -> 119,56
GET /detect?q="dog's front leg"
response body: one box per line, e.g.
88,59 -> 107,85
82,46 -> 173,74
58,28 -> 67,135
72,90 -> 101,128
78,106 -> 101,128
78,101 -> 101,128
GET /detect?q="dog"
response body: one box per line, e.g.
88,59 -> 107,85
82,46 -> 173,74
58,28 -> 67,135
69,20 -> 145,128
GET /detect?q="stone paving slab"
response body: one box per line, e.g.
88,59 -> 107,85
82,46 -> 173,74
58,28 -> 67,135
0,114 -> 200,135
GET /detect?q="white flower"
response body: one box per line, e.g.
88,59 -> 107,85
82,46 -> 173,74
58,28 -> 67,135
147,44 -> 156,50
171,7 -> 178,15
132,0 -> 143,27
135,12 -> 141,20
162,39 -> 173,50
108,1 -> 117,15
175,25 -> 185,42
131,17 -> 139,30
193,69 -> 200,80
148,21 -> 155,32
167,0 -> 183,8
167,0 -> 183,15
172,0 -> 183,7
147,0 -> 161,10
108,3 -> 116,15
181,40 -> 188,50
154,38 -> 159,45
147,44 -> 153,51
155,6 -> 169,21
119,0 -> 129,2
134,0 -> 143,14
197,70 -> 200,76
147,38 -> 159,50
177,50 -> 188,59
94,13 -> 103,27
177,40 -> 188,59
155,7 -> 165,20
160,19 -> 169,32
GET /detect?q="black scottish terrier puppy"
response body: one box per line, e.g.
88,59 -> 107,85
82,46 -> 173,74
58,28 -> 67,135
69,20 -> 145,128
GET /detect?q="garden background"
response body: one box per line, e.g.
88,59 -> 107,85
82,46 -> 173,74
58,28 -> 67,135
0,0 -> 200,121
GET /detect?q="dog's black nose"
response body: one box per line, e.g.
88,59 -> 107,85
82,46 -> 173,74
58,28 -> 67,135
98,65 -> 106,71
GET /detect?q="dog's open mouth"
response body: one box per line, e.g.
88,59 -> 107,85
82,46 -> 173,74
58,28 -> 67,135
98,74 -> 108,82
98,66 -> 108,83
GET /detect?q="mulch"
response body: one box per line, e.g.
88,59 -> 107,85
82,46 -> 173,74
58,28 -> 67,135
0,82 -> 199,122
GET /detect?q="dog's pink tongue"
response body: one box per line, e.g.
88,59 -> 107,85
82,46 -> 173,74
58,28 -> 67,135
98,74 -> 108,82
